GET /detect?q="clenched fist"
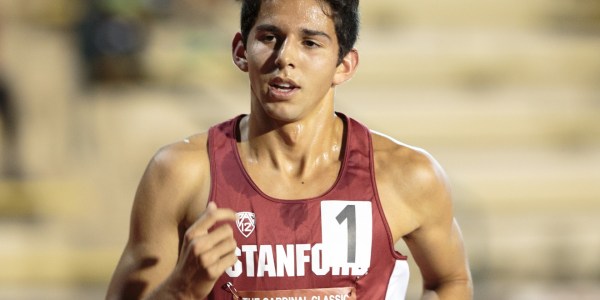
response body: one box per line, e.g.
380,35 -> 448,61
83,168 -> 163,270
162,202 -> 238,299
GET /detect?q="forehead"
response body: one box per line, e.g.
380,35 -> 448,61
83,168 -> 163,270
255,0 -> 335,33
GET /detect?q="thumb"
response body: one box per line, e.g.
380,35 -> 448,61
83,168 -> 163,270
206,201 -> 217,211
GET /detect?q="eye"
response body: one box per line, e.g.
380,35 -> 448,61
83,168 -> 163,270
260,34 -> 276,43
303,40 -> 320,48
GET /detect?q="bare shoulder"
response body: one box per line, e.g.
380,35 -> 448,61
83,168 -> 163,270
141,132 -> 212,223
370,131 -> 453,241
150,132 -> 210,186
371,130 -> 448,192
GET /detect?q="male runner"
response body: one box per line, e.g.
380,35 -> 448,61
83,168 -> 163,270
107,0 -> 472,299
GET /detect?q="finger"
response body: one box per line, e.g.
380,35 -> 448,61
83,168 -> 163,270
206,201 -> 216,212
190,223 -> 236,255
185,204 -> 236,239
199,202 -> 236,228
204,248 -> 239,280
195,230 -> 237,269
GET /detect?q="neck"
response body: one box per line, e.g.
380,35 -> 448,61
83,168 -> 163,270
240,102 -> 343,178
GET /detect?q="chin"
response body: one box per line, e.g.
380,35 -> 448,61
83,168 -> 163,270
262,104 -> 304,124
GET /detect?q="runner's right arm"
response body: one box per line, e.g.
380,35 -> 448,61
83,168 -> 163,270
106,137 -> 237,300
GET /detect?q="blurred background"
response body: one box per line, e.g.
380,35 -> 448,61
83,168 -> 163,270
0,0 -> 599,299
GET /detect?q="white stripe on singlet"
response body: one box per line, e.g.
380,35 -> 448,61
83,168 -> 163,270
384,260 -> 410,300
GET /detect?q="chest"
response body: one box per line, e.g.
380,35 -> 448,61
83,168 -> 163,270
241,160 -> 342,200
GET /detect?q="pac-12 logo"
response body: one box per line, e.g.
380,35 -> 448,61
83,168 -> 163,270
236,212 -> 255,238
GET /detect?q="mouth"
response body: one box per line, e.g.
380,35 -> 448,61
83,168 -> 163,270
268,77 -> 300,98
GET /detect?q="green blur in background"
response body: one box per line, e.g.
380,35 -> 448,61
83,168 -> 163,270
0,0 -> 599,299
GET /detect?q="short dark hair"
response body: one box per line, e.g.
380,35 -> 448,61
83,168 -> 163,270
237,0 -> 359,64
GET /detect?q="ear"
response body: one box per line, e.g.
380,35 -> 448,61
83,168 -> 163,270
333,48 -> 359,86
232,32 -> 248,72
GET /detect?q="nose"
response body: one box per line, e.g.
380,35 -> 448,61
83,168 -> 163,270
274,38 -> 296,69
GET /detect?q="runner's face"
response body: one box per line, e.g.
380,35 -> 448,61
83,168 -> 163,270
244,0 -> 341,122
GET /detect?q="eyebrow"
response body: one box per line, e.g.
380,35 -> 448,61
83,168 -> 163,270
255,24 -> 332,41
302,28 -> 332,41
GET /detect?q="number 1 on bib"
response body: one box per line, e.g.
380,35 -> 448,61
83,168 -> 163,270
321,201 -> 372,274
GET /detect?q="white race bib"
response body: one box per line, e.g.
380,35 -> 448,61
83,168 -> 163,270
321,201 -> 372,275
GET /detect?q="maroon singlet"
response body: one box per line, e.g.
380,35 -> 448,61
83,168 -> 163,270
207,114 -> 409,300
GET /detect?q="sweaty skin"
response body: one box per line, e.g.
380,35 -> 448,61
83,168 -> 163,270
106,0 -> 472,299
